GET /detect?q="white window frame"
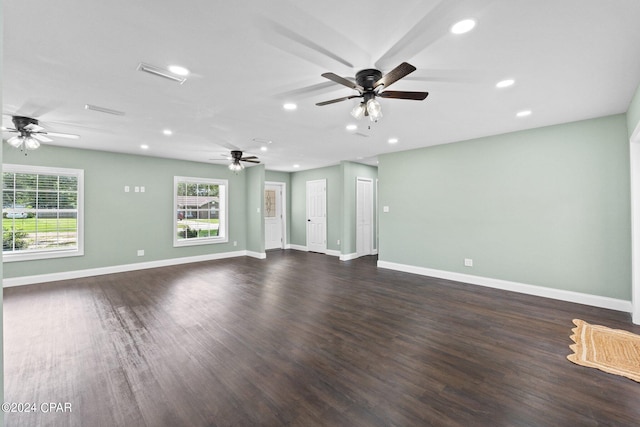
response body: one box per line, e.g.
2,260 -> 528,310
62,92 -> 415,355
173,176 -> 228,247
2,164 -> 84,262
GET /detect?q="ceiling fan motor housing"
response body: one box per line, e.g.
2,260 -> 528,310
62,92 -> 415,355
12,116 -> 38,132
356,69 -> 383,91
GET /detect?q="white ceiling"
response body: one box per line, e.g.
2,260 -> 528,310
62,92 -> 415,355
4,0 -> 640,171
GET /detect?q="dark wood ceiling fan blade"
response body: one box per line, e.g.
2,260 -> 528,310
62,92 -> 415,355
378,90 -> 429,100
241,156 -> 258,160
316,95 -> 358,106
375,62 -> 417,89
241,159 -> 261,164
321,73 -> 364,92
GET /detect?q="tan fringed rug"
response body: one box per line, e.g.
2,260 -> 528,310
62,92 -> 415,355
567,319 -> 640,382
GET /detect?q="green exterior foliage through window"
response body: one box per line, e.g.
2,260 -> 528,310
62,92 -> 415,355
174,176 -> 227,246
2,164 -> 83,260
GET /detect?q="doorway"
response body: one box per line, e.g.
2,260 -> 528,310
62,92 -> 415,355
356,177 -> 374,258
264,182 -> 286,250
306,179 -> 327,253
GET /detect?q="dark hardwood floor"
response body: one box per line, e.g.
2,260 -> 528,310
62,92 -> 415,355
4,250 -> 640,426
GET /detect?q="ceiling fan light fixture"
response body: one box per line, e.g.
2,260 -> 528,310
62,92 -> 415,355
228,161 -> 244,172
366,99 -> 382,121
351,103 -> 366,120
24,136 -> 41,150
7,135 -> 23,148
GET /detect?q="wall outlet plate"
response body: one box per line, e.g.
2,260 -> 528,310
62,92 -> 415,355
464,258 -> 473,267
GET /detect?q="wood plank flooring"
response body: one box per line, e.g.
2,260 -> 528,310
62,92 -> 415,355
4,250 -> 640,426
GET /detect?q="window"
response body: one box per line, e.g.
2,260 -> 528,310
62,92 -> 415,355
174,176 -> 227,247
2,164 -> 84,261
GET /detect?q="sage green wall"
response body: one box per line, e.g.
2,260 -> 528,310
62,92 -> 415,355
379,114 -> 631,300
341,161 -> 378,255
2,144 -> 249,279
290,165 -> 341,250
627,81 -> 640,137
265,170 -> 291,245
245,164 -> 265,254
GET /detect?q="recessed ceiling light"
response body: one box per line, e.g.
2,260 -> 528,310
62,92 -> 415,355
168,65 -> 190,76
283,103 -> 297,111
346,124 -> 358,131
260,146 -> 268,152
496,79 -> 515,88
451,19 -> 476,34
293,164 -> 300,168
516,110 -> 532,117
388,138 -> 399,144
163,129 -> 173,136
140,144 -> 149,150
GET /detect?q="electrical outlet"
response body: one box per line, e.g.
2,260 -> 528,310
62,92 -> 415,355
383,206 -> 390,213
124,186 -> 130,192
137,250 -> 145,256
464,258 -> 473,267
140,186 -> 145,193
337,239 -> 340,245
134,186 -> 140,193
233,241 -> 237,247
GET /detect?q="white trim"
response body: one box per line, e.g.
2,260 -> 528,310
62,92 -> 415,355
246,251 -> 266,259
356,176 -> 375,257
326,249 -> 340,257
2,164 -> 85,262
377,260 -> 632,313
265,181 -> 287,249
631,123 -> 640,324
173,176 -> 228,247
339,252 -> 358,261
3,250 -> 247,288
290,244 -> 308,251
306,179 -> 327,253
372,249 -> 378,255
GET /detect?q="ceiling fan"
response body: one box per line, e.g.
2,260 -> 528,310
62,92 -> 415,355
316,62 -> 429,121
2,116 -> 79,151
227,150 -> 260,172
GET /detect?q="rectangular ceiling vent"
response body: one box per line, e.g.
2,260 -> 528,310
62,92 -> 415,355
137,62 -> 187,84
84,104 -> 125,116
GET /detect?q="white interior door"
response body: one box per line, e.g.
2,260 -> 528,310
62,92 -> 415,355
356,178 -> 373,257
264,183 -> 283,250
307,179 -> 327,253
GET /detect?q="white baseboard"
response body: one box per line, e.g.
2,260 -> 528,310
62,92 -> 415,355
326,249 -> 340,257
377,260 -> 632,313
290,244 -> 308,252
3,250 -> 249,288
246,251 -> 266,259
339,252 -> 358,261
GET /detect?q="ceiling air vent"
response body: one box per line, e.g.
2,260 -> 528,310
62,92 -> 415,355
84,104 -> 125,116
137,62 -> 187,84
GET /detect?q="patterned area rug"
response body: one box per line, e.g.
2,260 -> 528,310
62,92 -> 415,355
568,319 -> 640,383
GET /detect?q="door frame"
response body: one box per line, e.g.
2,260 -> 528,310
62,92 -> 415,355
265,181 -> 287,250
356,177 -> 374,257
306,179 -> 327,253
630,125 -> 640,324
